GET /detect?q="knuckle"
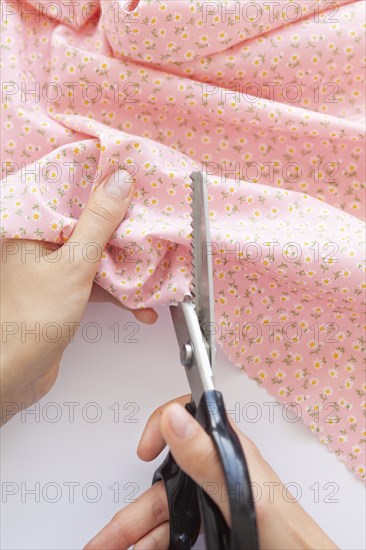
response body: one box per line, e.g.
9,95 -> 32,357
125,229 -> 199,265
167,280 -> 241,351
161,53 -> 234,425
151,482 -> 168,524
86,201 -> 116,224
248,439 -> 261,458
199,442 -> 221,473
109,513 -> 130,547
183,432 -> 220,478
153,406 -> 165,420
149,524 -> 169,550
152,396 -> 190,422
242,434 -> 262,460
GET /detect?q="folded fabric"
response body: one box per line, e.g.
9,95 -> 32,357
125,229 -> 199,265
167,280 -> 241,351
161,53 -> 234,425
1,0 -> 365,481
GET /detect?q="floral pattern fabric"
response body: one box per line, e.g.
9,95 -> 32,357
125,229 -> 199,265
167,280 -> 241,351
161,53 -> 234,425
1,0 -> 365,480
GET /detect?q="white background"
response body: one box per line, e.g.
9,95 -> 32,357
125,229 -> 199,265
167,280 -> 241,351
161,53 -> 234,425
1,302 -> 365,549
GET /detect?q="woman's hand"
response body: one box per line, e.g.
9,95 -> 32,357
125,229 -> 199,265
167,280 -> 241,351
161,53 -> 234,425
0,170 -> 157,425
85,395 -> 338,550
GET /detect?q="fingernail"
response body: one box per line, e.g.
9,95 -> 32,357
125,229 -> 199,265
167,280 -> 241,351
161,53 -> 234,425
104,169 -> 133,199
167,404 -> 198,439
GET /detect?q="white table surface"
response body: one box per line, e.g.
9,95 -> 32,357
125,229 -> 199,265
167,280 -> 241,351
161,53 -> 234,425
1,302 -> 365,550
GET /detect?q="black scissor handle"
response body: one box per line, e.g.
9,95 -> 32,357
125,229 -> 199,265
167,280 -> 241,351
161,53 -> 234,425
152,403 -> 200,550
152,393 -> 259,550
195,390 -> 259,550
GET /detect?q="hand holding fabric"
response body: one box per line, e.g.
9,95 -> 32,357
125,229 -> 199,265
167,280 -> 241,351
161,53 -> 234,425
0,170 -> 157,426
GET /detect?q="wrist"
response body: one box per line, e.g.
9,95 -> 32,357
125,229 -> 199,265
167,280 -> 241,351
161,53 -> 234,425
0,343 -> 60,425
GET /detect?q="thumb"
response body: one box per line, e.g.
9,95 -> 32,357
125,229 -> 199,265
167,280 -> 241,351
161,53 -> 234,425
160,403 -> 231,525
69,169 -> 134,272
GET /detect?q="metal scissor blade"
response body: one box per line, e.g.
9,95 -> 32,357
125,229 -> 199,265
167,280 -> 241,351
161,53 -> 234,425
190,171 -> 216,373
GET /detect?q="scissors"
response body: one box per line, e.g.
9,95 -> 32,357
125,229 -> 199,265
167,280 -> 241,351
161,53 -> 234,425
153,171 -> 259,550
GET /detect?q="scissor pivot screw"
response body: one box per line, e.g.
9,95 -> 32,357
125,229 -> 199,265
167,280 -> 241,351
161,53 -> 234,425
180,342 -> 193,368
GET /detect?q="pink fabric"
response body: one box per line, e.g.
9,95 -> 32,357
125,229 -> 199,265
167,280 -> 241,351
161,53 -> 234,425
1,0 -> 365,480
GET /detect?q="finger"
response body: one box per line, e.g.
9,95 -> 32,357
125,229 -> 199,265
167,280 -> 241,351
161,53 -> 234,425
138,396 -> 261,471
84,481 -> 168,550
160,403 -> 230,525
137,395 -> 191,461
68,169 -> 134,277
133,308 -> 158,324
89,283 -> 158,324
133,521 -> 170,550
